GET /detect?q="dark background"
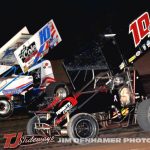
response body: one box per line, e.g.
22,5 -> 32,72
0,0 -> 149,59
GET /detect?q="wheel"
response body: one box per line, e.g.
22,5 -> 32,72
67,113 -> 99,144
45,82 -> 70,99
27,115 -> 48,135
0,99 -> 14,119
137,99 -> 150,131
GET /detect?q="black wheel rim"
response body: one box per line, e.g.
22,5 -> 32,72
74,119 -> 93,138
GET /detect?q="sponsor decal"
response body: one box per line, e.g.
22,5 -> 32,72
19,42 -> 37,63
128,12 -> 150,63
56,102 -> 72,115
129,12 -> 150,47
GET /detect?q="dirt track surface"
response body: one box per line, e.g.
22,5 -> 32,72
0,114 -> 150,150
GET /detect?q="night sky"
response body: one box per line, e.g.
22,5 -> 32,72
0,0 -> 149,59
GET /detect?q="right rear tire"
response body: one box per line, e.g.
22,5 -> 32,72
137,99 -> 150,131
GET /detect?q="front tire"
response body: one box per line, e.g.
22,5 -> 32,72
67,113 -> 99,144
137,99 -> 150,131
0,99 -> 14,119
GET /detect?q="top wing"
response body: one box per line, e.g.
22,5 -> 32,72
0,27 -> 31,65
14,20 -> 62,73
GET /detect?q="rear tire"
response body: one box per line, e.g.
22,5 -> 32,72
45,82 -> 70,99
0,99 -> 14,119
67,113 -> 99,144
137,99 -> 150,131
